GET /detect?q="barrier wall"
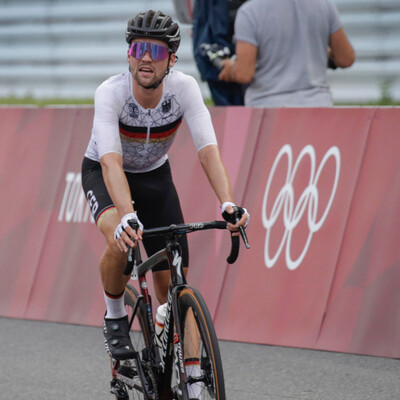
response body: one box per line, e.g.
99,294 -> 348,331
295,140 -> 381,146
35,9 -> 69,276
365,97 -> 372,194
0,106 -> 399,358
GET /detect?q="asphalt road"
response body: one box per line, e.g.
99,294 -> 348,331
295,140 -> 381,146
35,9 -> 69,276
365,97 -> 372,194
1,317 -> 399,400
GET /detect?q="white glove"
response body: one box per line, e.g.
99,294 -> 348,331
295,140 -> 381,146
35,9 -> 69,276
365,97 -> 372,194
114,212 -> 144,240
221,201 -> 250,228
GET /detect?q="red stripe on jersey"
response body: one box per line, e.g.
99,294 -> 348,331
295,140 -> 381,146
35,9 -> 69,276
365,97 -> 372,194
119,120 -> 182,140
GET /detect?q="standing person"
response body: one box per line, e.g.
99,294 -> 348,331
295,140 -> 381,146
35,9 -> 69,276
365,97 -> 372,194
192,0 -> 246,105
218,0 -> 355,107
81,10 -> 249,364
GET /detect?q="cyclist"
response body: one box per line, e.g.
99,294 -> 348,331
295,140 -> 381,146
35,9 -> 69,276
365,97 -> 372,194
81,9 -> 249,366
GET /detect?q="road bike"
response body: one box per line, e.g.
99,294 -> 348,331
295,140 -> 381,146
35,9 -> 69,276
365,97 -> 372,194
109,210 -> 249,400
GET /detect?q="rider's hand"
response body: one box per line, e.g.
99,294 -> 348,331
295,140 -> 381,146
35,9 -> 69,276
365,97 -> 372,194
114,212 -> 143,252
221,202 -> 250,236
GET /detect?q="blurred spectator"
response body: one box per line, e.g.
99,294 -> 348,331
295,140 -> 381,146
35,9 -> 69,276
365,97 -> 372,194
218,0 -> 355,107
192,0 -> 247,105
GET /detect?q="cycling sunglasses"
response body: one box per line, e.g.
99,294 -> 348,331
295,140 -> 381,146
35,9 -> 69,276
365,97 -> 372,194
128,41 -> 170,61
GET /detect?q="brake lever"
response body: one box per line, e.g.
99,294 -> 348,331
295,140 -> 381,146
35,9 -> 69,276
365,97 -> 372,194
233,207 -> 250,249
124,246 -> 135,276
239,226 -> 250,249
123,220 -> 141,276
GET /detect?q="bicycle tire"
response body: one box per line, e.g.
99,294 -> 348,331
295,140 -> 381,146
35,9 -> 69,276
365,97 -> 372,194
174,287 -> 226,400
110,284 -> 156,400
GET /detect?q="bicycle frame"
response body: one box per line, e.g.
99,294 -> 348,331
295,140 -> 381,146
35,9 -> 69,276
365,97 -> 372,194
123,234 -> 189,398
111,218 -> 248,399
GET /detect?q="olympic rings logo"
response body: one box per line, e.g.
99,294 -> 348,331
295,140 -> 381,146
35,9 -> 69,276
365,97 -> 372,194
262,144 -> 341,270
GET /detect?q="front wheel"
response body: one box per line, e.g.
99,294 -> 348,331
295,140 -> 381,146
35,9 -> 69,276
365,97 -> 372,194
174,287 -> 226,400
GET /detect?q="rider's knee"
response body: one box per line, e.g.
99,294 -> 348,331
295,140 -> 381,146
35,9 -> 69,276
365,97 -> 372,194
104,241 -> 127,263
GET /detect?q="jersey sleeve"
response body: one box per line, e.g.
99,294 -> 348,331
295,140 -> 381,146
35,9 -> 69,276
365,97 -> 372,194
179,74 -> 218,152
92,82 -> 123,158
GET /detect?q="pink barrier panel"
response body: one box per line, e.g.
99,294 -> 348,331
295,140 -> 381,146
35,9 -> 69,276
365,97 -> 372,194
1,106 -> 400,358
316,109 -> 400,357
213,108 -> 400,358
213,108 -> 375,348
0,108 -> 105,325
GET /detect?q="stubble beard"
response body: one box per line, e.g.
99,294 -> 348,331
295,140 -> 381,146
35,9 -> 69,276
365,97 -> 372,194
133,65 -> 164,89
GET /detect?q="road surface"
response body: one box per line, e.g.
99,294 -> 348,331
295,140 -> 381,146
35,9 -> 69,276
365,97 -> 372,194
0,317 -> 398,399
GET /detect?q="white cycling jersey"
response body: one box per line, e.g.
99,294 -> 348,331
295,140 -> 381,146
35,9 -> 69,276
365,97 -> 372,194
85,70 -> 217,173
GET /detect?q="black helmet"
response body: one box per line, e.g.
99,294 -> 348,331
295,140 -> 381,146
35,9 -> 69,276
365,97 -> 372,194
126,10 -> 181,54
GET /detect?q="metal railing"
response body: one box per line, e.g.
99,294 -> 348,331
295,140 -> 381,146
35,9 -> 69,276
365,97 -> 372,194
0,0 -> 399,103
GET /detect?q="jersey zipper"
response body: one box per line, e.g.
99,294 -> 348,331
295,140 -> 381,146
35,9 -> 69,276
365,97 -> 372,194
146,109 -> 151,144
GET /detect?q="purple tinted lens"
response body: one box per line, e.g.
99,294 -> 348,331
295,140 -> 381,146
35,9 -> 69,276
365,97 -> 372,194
150,43 -> 169,60
129,42 -> 169,61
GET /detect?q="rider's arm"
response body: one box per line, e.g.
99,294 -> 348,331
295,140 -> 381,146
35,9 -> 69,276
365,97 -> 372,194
99,152 -> 139,247
198,144 -> 233,205
198,144 -> 248,231
176,75 -> 231,203
100,153 -> 134,217
92,83 -> 140,249
177,74 -> 248,230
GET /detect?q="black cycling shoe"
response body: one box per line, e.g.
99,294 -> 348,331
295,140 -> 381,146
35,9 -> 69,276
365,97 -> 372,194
103,315 -> 135,360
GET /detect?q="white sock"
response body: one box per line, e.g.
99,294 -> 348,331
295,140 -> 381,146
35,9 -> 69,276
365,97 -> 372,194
185,361 -> 202,399
104,291 -> 127,319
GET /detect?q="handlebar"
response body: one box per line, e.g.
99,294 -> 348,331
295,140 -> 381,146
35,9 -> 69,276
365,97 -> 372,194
124,220 -> 250,275
141,220 -> 227,237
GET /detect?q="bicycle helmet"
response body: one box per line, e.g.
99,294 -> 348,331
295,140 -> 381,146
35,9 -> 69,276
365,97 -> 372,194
126,10 -> 181,54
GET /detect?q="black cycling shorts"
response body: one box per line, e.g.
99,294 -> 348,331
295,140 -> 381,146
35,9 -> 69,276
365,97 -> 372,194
81,157 -> 189,271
